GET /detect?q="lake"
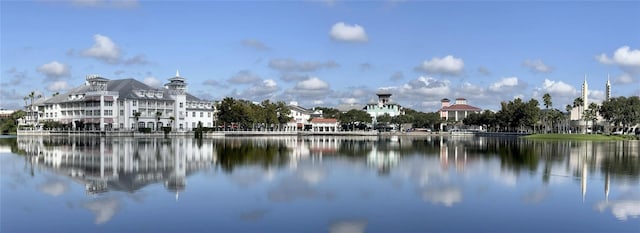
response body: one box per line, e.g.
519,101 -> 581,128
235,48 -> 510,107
1,135 -> 639,233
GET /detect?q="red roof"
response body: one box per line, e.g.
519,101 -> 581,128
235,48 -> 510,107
439,104 -> 481,111
311,118 -> 338,123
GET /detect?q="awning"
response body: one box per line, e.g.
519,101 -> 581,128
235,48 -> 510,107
104,96 -> 114,101
104,118 -> 114,124
85,96 -> 100,101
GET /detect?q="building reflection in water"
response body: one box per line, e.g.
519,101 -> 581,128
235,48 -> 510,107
13,135 -> 639,221
17,136 -> 215,199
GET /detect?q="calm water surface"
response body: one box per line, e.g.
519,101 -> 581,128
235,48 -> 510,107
1,135 -> 639,233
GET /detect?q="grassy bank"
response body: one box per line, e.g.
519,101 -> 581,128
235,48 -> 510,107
523,134 -> 631,141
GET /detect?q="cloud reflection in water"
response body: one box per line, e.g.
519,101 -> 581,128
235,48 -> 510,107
83,197 -> 120,224
329,219 -> 368,233
38,178 -> 70,197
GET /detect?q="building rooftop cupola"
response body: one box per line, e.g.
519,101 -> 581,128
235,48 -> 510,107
376,91 -> 392,105
85,74 -> 109,91
441,98 -> 451,108
455,98 -> 467,105
165,70 -> 187,95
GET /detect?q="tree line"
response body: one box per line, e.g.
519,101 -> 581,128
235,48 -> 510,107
463,94 -> 640,133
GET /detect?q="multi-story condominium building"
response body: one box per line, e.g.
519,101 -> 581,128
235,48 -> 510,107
364,92 -> 403,123
29,72 -> 214,131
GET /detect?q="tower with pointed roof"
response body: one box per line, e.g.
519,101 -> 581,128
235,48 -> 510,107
165,70 -> 187,130
582,75 -> 588,109
605,75 -> 611,101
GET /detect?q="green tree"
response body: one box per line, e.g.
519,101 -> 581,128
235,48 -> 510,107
314,107 -> 341,119
133,111 -> 142,130
155,111 -> 162,130
275,101 -> 292,130
0,110 -> 26,134
25,91 -> 42,125
339,109 -> 372,131
583,102 -> 599,134
599,96 -> 640,130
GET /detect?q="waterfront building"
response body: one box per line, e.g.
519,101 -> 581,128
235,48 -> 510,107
24,72 -> 214,131
310,118 -> 339,132
363,92 -> 403,124
438,98 -> 481,131
0,109 -> 14,118
288,101 -> 323,130
569,76 -> 608,133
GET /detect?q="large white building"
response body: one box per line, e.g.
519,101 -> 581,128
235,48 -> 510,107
363,92 -> 403,123
26,72 -> 214,131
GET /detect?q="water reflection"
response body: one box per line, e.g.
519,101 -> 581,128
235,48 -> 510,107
1,135 -> 639,231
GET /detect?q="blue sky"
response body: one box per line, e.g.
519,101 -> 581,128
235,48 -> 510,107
2,0 -> 639,112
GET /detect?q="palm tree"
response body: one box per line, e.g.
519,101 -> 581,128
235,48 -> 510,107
542,93 -> 552,109
155,111 -> 162,131
542,93 -> 552,133
583,102 -> 600,134
25,91 -> 42,125
169,116 -> 175,129
133,111 -> 141,130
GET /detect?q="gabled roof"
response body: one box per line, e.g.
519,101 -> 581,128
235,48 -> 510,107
42,78 -> 207,104
289,105 -> 314,114
311,118 -> 338,123
440,104 -> 481,111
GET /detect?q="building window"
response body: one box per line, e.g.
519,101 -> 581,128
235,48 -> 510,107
133,101 -> 137,106
105,101 -> 113,106
120,110 -> 124,115
200,112 -> 203,117
192,112 -> 196,117
179,102 -> 183,108
192,122 -> 196,128
208,112 -> 211,117
179,124 -> 183,129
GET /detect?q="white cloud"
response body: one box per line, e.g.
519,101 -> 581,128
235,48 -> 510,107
228,70 -> 262,84
375,76 -> 452,110
390,71 -> 404,81
71,0 -> 139,8
37,61 -> 70,79
489,77 -> 525,92
538,79 -> 577,97
478,66 -> 491,76
47,80 -> 71,92
416,55 -> 464,76
269,58 -> 339,72
241,79 -> 280,100
596,46 -> 640,67
284,77 -> 331,100
241,39 -> 270,51
143,76 -> 161,88
82,34 -> 121,63
123,54 -> 150,65
523,59 -> 553,73
297,77 -> 329,90
329,22 -> 368,43
614,73 -> 636,84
